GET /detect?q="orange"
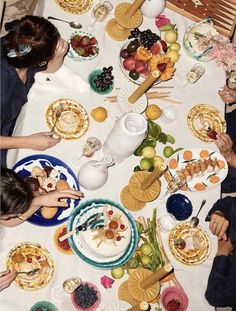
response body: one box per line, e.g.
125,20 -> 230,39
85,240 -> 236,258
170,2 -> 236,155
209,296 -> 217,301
91,107 -> 108,122
145,104 -> 162,120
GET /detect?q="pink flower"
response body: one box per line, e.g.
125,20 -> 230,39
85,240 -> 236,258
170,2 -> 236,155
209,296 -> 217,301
100,275 -> 114,289
155,15 -> 170,28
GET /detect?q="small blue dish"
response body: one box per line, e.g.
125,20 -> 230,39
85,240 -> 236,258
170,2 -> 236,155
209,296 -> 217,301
30,301 -> 58,311
166,194 -> 193,221
88,69 -> 114,95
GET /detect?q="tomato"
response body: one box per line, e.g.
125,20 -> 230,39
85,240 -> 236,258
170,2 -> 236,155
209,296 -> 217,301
174,238 -> 186,250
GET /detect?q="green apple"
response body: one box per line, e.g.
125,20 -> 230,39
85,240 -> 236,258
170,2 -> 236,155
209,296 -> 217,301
141,243 -> 153,256
164,30 -> 178,43
111,267 -> 125,279
140,158 -> 152,170
153,156 -> 164,168
142,146 -> 156,158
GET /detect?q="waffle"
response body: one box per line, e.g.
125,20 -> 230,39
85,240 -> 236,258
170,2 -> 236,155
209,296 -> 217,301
46,98 -> 89,139
168,223 -> 210,265
6,242 -> 54,290
120,186 -> 146,211
187,104 -> 226,143
54,0 -> 93,14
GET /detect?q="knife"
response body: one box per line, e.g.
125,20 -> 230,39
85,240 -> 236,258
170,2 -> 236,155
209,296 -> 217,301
59,213 -> 103,242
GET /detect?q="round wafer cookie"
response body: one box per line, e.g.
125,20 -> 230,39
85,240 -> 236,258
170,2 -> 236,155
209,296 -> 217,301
120,186 -> 146,211
118,280 -> 139,306
106,19 -> 130,41
129,172 -> 161,202
115,3 -> 143,29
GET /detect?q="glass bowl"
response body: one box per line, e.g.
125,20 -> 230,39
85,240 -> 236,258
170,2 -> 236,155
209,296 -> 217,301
30,301 -> 58,311
88,69 -> 114,95
71,282 -> 101,311
166,194 -> 193,221
161,286 -> 188,311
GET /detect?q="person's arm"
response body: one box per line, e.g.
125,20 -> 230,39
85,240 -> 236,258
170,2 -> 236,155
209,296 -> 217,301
0,189 -> 84,227
218,85 -> 236,104
205,239 -> 236,308
0,132 -> 60,151
215,133 -> 236,169
0,270 -> 17,291
44,38 -> 68,73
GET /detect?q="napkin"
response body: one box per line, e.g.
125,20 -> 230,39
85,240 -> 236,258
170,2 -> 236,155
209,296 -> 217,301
35,64 -> 90,92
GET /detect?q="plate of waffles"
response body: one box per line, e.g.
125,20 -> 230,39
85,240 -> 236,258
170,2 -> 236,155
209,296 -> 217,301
54,0 -> 93,14
46,98 -> 89,139
187,104 -> 226,143
6,242 -> 54,290
168,222 -> 210,265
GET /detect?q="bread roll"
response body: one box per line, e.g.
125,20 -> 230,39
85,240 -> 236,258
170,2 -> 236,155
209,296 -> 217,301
56,180 -> 70,191
41,206 -> 58,219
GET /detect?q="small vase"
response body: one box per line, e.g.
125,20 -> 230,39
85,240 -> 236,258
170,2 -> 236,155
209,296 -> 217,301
77,155 -> 113,190
141,0 -> 166,18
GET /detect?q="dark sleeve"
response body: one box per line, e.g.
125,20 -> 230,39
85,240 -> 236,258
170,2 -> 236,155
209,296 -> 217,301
205,254 -> 236,307
1,66 -> 12,129
208,196 -> 236,220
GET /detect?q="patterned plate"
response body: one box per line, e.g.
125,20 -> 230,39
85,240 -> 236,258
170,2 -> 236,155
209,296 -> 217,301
187,104 -> 226,142
68,198 -> 138,269
46,98 -> 89,139
6,242 -> 54,290
54,0 -> 93,14
168,222 -> 210,265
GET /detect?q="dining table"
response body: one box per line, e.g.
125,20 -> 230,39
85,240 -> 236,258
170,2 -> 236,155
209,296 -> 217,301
0,0 -> 229,310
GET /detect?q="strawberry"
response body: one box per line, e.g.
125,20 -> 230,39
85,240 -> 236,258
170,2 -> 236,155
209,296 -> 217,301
88,37 -> 97,45
88,46 -> 98,55
174,238 -> 186,250
123,56 -> 136,71
70,39 -> 79,49
135,60 -> 147,74
80,35 -> 90,46
207,128 -> 217,140
26,256 -> 32,263
166,299 -> 181,311
160,40 -> 168,53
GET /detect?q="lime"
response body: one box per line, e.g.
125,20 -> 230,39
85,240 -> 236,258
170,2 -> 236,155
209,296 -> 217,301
141,255 -> 152,266
163,146 -> 174,158
141,243 -> 153,256
140,158 -> 152,170
111,267 -> 125,279
142,146 -> 156,158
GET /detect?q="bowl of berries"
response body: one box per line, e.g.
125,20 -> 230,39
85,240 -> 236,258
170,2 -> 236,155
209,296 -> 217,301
160,286 -> 188,311
88,66 -> 114,95
30,301 -> 58,311
119,28 -> 170,84
68,31 -> 99,61
71,282 -> 101,311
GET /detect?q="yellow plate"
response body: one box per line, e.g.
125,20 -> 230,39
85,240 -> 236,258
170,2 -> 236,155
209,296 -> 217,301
6,242 -> 54,290
46,98 -> 89,139
54,0 -> 93,14
187,104 -> 226,142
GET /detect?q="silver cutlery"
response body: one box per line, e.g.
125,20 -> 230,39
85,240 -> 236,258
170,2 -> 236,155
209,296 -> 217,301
190,199 -> 207,228
17,268 -> 40,276
51,105 -> 64,132
48,16 -> 82,29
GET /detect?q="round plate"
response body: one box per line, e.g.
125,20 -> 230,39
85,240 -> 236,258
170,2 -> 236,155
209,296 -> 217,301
187,104 -> 226,142
54,0 -> 93,14
88,69 -> 114,95
161,286 -> 188,311
68,31 -> 99,61
117,85 -> 147,113
6,242 -> 54,290
68,198 -> 138,269
12,154 -> 80,227
30,301 -> 58,311
166,148 -> 228,192
46,98 -> 89,139
168,222 -> 210,265
166,194 -> 193,221
103,301 -> 130,311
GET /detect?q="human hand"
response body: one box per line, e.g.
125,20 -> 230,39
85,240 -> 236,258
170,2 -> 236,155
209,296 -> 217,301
24,132 -> 61,151
0,270 -> 17,291
218,85 -> 236,104
33,189 -> 84,208
216,238 -> 233,256
209,211 -> 229,241
215,133 -> 234,162
53,38 -> 69,59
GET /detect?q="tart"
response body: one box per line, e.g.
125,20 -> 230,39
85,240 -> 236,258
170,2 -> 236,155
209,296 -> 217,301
54,225 -> 73,255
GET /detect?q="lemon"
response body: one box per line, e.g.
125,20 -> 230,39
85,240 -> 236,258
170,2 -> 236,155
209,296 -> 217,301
140,158 -> 152,170
163,146 -> 174,158
142,146 -> 156,158
91,107 -> 108,122
164,30 -> 178,43
153,155 -> 164,168
166,50 -> 180,63
145,104 -> 162,120
169,42 -> 181,51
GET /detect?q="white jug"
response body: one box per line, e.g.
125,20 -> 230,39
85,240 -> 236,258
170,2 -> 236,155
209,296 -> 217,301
103,113 -> 147,164
141,0 -> 166,18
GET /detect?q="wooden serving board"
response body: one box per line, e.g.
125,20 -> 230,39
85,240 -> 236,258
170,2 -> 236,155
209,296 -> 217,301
166,0 -> 236,38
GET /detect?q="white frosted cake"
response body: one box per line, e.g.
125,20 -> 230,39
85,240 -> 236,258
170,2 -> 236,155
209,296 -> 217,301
57,111 -> 78,132
79,205 -> 131,258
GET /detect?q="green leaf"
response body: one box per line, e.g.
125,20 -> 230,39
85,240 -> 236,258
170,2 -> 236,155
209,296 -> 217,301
173,147 -> 184,154
159,23 -> 176,32
133,165 -> 142,172
157,132 -> 168,144
167,134 -> 175,144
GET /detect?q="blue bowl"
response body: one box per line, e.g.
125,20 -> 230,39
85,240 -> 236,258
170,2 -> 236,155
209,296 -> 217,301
166,194 -> 193,221
88,69 -> 114,95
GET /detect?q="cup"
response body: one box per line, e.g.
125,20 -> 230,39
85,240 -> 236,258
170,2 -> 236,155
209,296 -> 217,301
93,1 -> 113,21
158,213 -> 176,232
186,63 -> 205,84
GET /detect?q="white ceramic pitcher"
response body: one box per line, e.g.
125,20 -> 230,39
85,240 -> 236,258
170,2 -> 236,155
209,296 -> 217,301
103,113 -> 147,164
141,0 -> 166,18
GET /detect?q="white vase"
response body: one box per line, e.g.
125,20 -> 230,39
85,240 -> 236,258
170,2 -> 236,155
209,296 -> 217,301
103,113 -> 147,164
141,0 -> 166,18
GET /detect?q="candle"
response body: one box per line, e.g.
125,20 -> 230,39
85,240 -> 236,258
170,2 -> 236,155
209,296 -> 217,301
125,0 -> 146,18
128,70 -> 160,104
140,263 -> 173,289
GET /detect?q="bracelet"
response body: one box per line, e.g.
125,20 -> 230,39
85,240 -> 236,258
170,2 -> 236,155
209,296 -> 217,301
17,214 -> 27,221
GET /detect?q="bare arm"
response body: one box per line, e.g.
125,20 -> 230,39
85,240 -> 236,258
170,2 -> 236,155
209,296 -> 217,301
44,38 -> 68,73
0,271 -> 17,291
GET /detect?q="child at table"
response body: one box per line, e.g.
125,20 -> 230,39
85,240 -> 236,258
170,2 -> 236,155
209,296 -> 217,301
0,15 -> 68,168
0,167 -> 83,291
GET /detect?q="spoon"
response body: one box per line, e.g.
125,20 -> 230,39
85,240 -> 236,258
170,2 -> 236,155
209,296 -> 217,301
17,268 -> 40,276
47,16 -> 82,29
190,199 -> 207,228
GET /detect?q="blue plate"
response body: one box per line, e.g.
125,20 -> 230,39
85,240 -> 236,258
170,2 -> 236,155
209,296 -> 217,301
166,194 -> 193,221
68,198 -> 138,269
12,154 -> 80,227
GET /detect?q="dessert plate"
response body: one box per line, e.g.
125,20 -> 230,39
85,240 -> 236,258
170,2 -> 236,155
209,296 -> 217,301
168,222 -> 210,265
13,154 -> 80,226
187,104 -> 226,142
30,301 -> 58,311
68,198 -> 138,269
46,98 -> 89,139
54,0 -> 93,14
6,242 -> 54,290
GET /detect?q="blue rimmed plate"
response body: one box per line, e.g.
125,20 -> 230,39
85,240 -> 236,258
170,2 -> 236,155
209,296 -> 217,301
68,198 -> 138,269
12,154 -> 80,227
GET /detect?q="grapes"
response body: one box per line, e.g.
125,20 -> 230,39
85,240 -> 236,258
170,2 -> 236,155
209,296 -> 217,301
128,27 -> 160,50
94,66 -> 114,91
74,283 -> 98,308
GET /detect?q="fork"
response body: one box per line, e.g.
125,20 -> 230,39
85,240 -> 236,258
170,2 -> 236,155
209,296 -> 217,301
51,104 -> 64,132
17,268 -> 40,276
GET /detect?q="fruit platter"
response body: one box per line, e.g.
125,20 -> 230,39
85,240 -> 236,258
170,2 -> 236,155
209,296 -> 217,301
68,31 -> 99,61
119,28 -> 176,84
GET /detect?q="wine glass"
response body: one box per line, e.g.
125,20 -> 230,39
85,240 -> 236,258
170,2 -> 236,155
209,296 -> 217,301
87,0 -> 113,30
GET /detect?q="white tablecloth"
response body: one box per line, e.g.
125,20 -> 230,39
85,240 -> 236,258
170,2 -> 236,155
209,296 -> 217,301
1,1 -> 227,310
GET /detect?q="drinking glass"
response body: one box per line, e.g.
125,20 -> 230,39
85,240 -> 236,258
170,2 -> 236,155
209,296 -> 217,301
88,0 -> 113,30
186,63 -> 205,84
161,105 -> 178,124
158,213 -> 176,232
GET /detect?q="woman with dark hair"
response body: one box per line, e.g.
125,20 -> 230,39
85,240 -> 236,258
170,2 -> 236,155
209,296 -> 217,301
0,15 -> 69,167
